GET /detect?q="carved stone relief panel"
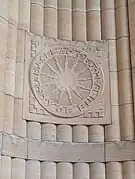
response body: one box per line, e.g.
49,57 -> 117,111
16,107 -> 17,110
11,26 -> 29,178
23,34 -> 111,125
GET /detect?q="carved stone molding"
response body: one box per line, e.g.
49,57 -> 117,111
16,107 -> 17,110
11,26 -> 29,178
23,34 -> 111,124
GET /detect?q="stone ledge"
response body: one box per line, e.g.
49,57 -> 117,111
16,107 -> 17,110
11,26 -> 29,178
2,133 -> 27,159
105,141 -> 135,162
0,132 -> 135,163
28,139 -> 104,162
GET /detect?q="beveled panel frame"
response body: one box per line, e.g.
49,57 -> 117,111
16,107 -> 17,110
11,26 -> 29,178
23,33 -> 111,125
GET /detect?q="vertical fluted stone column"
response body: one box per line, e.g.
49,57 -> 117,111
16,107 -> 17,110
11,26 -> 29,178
3,20 -> 18,133
90,163 -> 105,179
26,160 -> 40,179
57,125 -> 72,142
115,0 -> 134,140
18,0 -> 30,31
122,161 -> 135,179
44,0 -> 57,38
41,162 -> 56,179
72,0 -> 86,40
128,0 -> 135,139
27,122 -> 41,140
41,123 -> 56,141
88,125 -> 104,143
73,125 -> 88,143
11,158 -> 25,179
57,162 -> 73,179
58,0 -> 72,40
0,16 -> 8,131
86,0 -> 101,40
101,0 -> 121,142
1,156 -> 11,179
14,29 -> 26,137
106,162 -> 122,179
30,0 -> 44,36
73,163 -> 89,179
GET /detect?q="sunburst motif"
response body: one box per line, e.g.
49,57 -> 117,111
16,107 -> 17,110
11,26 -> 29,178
39,54 -> 93,106
30,47 -> 103,118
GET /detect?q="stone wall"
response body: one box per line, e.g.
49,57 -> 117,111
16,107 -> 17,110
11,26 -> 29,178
0,0 -> 135,178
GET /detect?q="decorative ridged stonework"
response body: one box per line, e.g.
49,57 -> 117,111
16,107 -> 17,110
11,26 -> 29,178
24,35 -> 111,124
30,44 -> 104,118
1,131 -> 135,163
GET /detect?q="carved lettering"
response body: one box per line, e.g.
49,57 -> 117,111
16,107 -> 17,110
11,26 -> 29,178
30,46 -> 104,118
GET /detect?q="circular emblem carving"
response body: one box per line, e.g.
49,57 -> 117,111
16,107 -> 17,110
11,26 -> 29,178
30,47 -> 104,118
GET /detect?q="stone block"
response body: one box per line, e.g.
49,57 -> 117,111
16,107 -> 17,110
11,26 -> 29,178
44,0 -> 57,8
73,125 -> 88,142
9,0 -> 19,25
88,125 -> 104,142
44,8 -> 57,38
13,99 -> 26,137
58,10 -> 72,40
3,95 -> 14,134
11,158 -> 25,179
115,6 -> 128,38
118,70 -> 133,105
106,162 -> 122,179
1,156 -> 11,179
30,3 -> 44,36
101,0 -> 115,10
18,0 -> 30,30
106,141 -> 135,161
41,124 -> 56,141
58,0 -> 72,10
57,125 -> 72,142
2,133 -> 27,158
86,0 -> 100,11
110,71 -> 119,105
41,162 -> 56,179
101,10 -> 116,39
87,11 -> 101,40
58,162 -> 73,179
108,40 -> 117,71
72,0 -> 86,11
73,163 -> 89,179
26,160 -> 40,179
72,11 -> 86,40
28,139 -> 104,162
0,0 -> 9,20
5,58 -> 16,96
15,62 -> 24,98
123,161 -> 135,179
117,37 -> 130,71
27,122 -> 41,140
16,30 -> 25,63
90,163 -> 105,179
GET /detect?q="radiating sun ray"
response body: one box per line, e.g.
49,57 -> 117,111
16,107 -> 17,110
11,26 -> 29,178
76,84 -> 91,91
40,72 -> 57,79
44,62 -> 59,76
53,56 -> 63,74
77,78 -> 92,81
70,87 -> 83,100
67,90 -> 73,105
64,55 -> 68,72
71,59 -> 79,73
41,82 -> 55,87
58,89 -> 64,104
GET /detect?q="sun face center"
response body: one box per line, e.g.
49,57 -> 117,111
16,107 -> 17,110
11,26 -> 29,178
58,71 -> 75,89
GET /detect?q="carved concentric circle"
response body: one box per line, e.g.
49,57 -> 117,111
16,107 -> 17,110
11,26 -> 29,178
30,46 -> 104,118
